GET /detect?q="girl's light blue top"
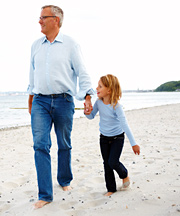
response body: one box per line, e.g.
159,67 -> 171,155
27,31 -> 93,100
86,99 -> 137,146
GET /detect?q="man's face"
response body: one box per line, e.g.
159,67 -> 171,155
39,7 -> 56,35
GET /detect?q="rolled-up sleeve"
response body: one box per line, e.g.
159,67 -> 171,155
71,44 -> 94,100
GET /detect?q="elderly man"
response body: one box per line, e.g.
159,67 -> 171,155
28,5 -> 93,208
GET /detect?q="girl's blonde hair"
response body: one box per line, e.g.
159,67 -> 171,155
100,74 -> 122,108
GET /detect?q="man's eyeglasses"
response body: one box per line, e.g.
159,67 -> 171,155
39,16 -> 56,21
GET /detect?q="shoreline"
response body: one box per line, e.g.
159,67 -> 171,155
1,102 -> 180,131
0,103 -> 180,215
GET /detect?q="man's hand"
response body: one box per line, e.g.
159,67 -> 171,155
84,95 -> 93,115
132,145 -> 140,155
28,95 -> 34,115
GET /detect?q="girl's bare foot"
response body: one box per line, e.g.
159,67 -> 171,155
123,176 -> 130,186
120,176 -> 130,190
62,186 -> 72,191
104,192 -> 114,196
34,200 -> 50,209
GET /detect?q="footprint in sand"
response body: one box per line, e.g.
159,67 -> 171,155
86,198 -> 108,207
63,197 -> 109,216
89,176 -> 104,184
173,158 -> 180,162
59,200 -> 78,210
89,192 -> 104,199
0,202 -> 14,214
3,182 -> 19,189
131,171 -> 142,175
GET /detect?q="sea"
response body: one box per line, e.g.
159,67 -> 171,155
0,92 -> 180,129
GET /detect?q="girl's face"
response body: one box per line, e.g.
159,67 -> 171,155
96,80 -> 110,99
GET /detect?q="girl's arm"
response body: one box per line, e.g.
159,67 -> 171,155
116,105 -> 140,155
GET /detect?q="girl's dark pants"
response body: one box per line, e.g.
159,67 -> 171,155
100,133 -> 128,192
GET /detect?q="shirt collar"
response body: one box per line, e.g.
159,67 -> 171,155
42,31 -> 63,44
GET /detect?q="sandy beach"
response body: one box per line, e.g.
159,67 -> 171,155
0,104 -> 180,216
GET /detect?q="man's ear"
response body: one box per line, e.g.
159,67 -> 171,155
56,16 -> 60,26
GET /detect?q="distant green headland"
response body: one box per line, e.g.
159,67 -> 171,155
154,81 -> 180,92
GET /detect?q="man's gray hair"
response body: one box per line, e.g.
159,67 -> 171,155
42,5 -> 64,28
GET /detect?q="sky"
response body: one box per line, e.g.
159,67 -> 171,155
0,0 -> 180,92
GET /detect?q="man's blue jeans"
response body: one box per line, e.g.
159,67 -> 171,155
31,94 -> 75,202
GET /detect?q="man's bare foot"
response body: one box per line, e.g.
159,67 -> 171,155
62,186 -> 72,191
104,192 -> 114,196
34,200 -> 50,209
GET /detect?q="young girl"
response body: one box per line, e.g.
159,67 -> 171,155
84,74 -> 140,196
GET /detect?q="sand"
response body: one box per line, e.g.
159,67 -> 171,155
0,104 -> 180,216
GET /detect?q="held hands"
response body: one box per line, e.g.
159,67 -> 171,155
132,145 -> 140,155
84,102 -> 93,115
84,95 -> 93,115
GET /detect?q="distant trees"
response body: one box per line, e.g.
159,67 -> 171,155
154,81 -> 180,92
